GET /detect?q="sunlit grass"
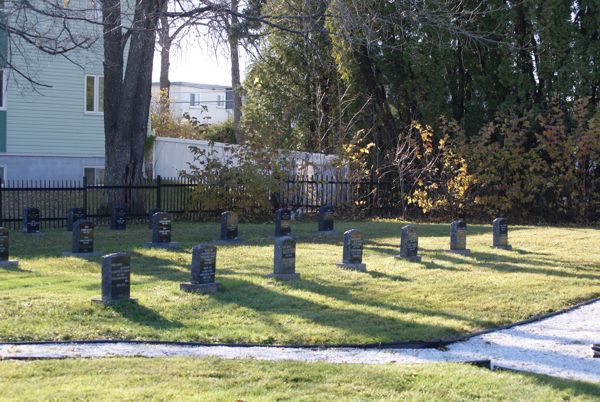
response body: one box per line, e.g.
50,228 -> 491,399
1,357 -> 599,401
0,219 -> 599,344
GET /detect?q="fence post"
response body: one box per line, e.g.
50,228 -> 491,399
82,175 -> 88,212
156,175 -> 162,209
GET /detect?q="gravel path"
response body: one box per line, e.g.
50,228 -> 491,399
1,300 -> 599,383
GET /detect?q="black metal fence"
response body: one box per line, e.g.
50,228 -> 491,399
0,175 -> 400,230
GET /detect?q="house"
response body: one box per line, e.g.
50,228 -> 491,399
152,82 -> 234,125
0,1 -> 106,183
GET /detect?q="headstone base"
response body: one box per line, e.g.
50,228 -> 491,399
0,260 -> 19,267
316,230 -> 338,236
212,238 -> 244,245
267,273 -> 300,280
394,254 -> 422,262
180,282 -> 222,294
447,249 -> 471,256
492,245 -> 512,250
91,297 -> 137,305
62,251 -> 102,257
142,242 -> 181,250
22,231 -> 44,237
336,262 -> 366,272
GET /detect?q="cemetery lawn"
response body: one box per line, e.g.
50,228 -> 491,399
1,357 -> 599,400
1,220 -> 599,345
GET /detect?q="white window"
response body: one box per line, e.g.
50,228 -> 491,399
85,74 -> 104,114
190,93 -> 202,107
216,94 -> 225,108
0,69 -> 7,109
84,167 -> 105,185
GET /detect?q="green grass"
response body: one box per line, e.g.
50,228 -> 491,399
1,357 -> 599,400
0,220 -> 599,344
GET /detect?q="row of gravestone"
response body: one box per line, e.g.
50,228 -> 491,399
19,205 -> 337,238
89,217 -> 513,304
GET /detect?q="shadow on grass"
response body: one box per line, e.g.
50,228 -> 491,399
106,301 -> 183,329
211,277 -> 467,342
514,369 -> 600,398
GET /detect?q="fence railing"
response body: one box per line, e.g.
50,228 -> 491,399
0,175 -> 400,230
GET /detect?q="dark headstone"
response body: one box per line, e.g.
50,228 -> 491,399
275,208 -> 292,237
337,229 -> 366,272
22,208 -> 40,234
593,344 -> 599,358
71,219 -> 94,254
67,208 -> 87,231
93,252 -> 133,304
180,244 -> 222,293
492,218 -> 512,249
268,236 -> 299,279
148,208 -> 162,229
110,206 -> 127,231
220,211 -> 239,241
0,227 -> 18,266
449,219 -> 471,255
395,224 -> 421,262
143,212 -> 180,249
318,205 -> 334,232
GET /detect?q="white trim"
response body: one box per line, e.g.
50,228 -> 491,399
0,164 -> 6,183
84,74 -> 104,115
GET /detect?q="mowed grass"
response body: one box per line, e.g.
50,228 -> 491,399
1,357 -> 599,401
0,220 -> 599,344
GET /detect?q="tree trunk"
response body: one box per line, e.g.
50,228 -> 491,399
229,0 -> 244,144
158,1 -> 170,112
103,0 -> 163,190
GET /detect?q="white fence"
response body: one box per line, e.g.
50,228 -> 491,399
151,136 -> 342,179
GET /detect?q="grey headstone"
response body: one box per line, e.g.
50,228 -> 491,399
337,229 -> 366,272
67,208 -> 87,231
492,218 -> 512,249
395,224 -> 421,262
148,208 -> 162,229
449,220 -> 470,255
152,212 -> 171,243
0,227 -> 18,266
180,244 -> 222,293
269,236 -> 299,279
72,219 -> 94,254
22,208 -> 40,234
97,252 -> 132,304
275,208 -> 292,237
220,211 -> 239,240
110,206 -> 127,230
318,205 -> 334,232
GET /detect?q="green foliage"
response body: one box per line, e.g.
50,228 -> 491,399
179,143 -> 287,219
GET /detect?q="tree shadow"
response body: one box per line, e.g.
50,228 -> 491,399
513,369 -> 600,398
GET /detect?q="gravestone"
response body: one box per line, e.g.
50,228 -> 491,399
593,344 -> 599,358
449,219 -> 471,255
22,208 -> 41,234
148,208 -> 162,229
63,219 -> 99,256
0,227 -> 18,267
180,244 -> 222,293
67,208 -> 87,231
492,218 -> 512,250
275,208 -> 292,237
110,205 -> 127,231
143,212 -> 180,249
395,224 -> 421,262
317,205 -> 335,232
336,229 -> 366,272
268,236 -> 300,280
220,211 -> 240,241
92,253 -> 134,304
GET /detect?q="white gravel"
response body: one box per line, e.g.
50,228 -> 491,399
1,300 -> 599,383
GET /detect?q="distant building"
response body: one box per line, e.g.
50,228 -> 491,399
152,82 -> 234,125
